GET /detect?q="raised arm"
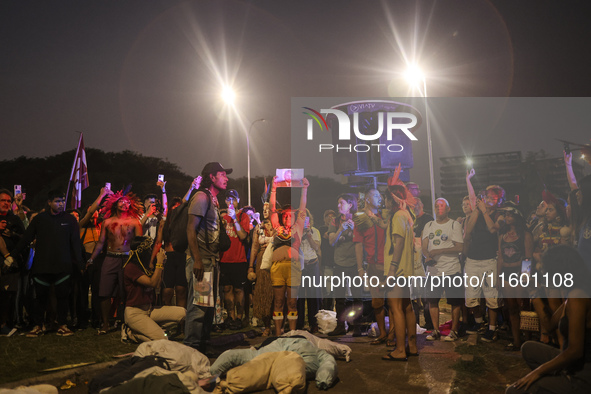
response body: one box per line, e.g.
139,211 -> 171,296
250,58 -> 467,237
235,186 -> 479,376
183,176 -> 202,203
476,199 -> 499,233
466,169 -> 477,210
157,180 -> 168,217
140,205 -> 156,226
136,249 -> 167,288
564,151 -> 579,191
149,219 -> 166,269
13,193 -> 26,222
270,176 -> 280,229
79,187 -> 111,228
293,178 -> 309,238
328,221 -> 345,247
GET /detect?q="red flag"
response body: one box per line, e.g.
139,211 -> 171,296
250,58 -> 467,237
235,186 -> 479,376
69,133 -> 89,209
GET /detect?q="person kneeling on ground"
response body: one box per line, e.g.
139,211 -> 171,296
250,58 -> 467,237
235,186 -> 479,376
123,236 -> 185,342
507,246 -> 591,394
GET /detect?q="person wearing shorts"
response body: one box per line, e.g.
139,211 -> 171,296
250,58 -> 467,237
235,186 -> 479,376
422,198 -> 464,341
87,190 -> 143,334
270,259 -> 302,287
99,253 -> 127,298
268,176 -> 309,336
162,250 -> 188,305
464,186 -> 504,342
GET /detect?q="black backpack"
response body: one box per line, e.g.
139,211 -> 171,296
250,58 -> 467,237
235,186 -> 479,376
163,189 -> 197,252
165,189 -> 231,253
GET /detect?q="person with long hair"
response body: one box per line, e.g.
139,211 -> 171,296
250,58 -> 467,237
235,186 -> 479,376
532,192 -> 570,347
382,184 -> 417,361
497,206 -> 533,351
297,208 -> 321,332
353,189 -> 391,345
249,205 -> 275,336
328,193 -> 361,336
507,246 -> 591,393
122,236 -> 185,342
87,190 -> 143,334
268,176 -> 309,336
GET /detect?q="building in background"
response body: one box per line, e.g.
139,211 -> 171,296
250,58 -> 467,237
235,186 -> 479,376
440,151 -> 585,219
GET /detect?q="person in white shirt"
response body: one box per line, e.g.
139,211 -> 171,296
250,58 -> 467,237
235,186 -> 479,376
422,198 -> 464,341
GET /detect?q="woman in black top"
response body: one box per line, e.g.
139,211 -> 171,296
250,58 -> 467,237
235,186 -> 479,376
497,206 -> 533,351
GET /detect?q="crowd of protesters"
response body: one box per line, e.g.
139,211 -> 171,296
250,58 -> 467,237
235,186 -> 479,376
1,152 -> 590,393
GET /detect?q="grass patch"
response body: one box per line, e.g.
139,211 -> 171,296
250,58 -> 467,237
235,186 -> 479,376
0,328 -> 137,385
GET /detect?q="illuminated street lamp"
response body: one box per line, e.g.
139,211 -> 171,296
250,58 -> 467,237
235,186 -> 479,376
405,65 -> 436,219
221,85 -> 235,106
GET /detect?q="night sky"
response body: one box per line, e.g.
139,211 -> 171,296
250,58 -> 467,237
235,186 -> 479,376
1,0 -> 589,190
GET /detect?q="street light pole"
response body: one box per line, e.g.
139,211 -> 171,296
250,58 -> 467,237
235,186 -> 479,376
246,118 -> 265,206
422,78 -> 436,219
404,65 -> 436,219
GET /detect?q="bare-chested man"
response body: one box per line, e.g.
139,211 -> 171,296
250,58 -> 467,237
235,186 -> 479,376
87,192 -> 142,334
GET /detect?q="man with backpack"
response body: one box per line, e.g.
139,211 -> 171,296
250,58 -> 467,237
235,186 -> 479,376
184,162 -> 231,353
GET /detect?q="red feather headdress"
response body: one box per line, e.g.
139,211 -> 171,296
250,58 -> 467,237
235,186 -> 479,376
101,190 -> 143,219
387,164 -> 417,210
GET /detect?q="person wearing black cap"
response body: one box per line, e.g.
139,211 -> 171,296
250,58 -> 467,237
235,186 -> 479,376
184,162 -> 231,352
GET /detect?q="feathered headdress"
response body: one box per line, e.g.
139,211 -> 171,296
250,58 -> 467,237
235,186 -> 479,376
387,164 -> 417,211
261,178 -> 271,204
101,185 -> 143,219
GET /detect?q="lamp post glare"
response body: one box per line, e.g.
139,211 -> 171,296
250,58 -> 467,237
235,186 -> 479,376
221,86 -> 235,105
405,64 -> 436,219
404,65 -> 424,88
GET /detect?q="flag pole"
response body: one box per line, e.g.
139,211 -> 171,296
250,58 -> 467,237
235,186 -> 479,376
65,132 -> 83,208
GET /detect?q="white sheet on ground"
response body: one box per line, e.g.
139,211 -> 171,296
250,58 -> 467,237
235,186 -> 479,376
282,330 -> 352,362
134,339 -> 211,379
